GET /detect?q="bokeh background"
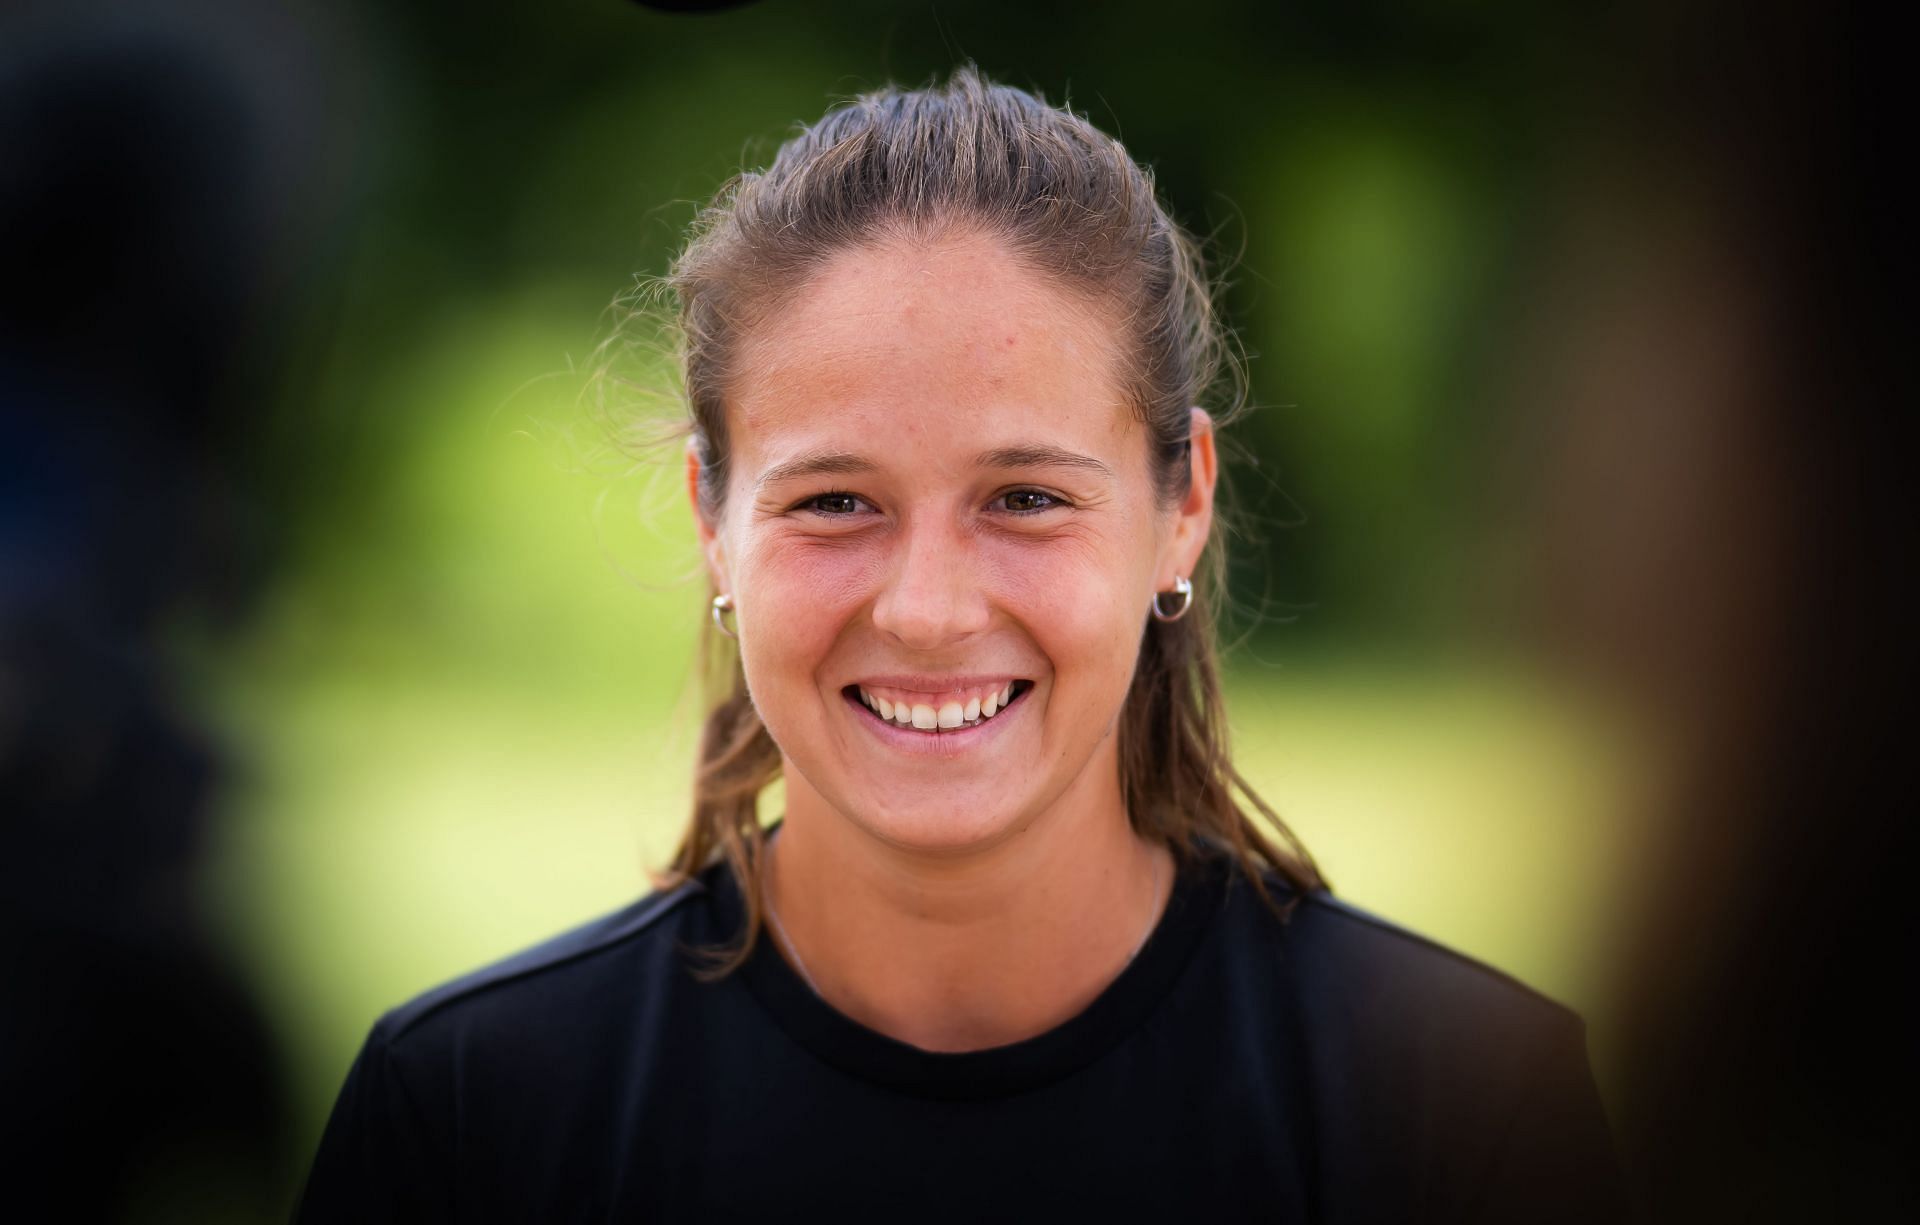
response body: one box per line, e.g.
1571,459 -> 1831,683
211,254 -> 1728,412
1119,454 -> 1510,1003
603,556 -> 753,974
3,1 -> 1902,1221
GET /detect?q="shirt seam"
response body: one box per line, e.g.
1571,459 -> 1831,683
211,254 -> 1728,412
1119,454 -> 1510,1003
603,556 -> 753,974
383,881 -> 704,1043
1298,892 -> 1578,1016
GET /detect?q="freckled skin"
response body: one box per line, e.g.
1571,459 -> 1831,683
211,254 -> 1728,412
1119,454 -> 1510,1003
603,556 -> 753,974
694,229 -> 1210,857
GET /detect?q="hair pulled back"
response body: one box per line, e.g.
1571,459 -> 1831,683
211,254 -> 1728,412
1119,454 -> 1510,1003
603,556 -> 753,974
657,66 -> 1323,973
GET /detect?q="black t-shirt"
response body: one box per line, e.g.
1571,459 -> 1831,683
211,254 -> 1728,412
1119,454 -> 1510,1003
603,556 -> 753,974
295,847 -> 1627,1223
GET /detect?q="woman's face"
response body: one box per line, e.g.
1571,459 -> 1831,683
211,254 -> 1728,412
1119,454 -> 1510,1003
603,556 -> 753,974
692,229 -> 1214,854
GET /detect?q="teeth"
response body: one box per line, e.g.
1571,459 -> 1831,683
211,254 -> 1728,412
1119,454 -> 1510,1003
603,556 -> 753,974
856,682 -> 1022,732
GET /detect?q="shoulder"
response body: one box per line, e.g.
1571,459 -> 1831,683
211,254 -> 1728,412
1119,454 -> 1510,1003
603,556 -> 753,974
1214,862 -> 1583,1038
370,873 -> 712,1061
1209,867 -> 1624,1215
297,875 -> 729,1221
1289,886 -> 1581,1037
1203,860 -> 1592,1098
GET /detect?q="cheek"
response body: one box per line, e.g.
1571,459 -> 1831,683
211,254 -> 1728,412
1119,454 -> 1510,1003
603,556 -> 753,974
736,535 -> 882,672
983,536 -> 1150,676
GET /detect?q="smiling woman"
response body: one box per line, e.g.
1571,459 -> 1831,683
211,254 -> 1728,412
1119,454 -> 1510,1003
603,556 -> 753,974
295,67 -> 1627,1223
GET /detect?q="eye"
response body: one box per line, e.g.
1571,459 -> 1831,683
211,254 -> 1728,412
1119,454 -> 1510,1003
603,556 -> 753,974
796,491 -> 870,516
998,488 -> 1067,515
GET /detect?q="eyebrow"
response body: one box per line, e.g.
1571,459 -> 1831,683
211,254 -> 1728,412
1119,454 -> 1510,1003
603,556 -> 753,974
753,451 -> 878,491
974,444 -> 1114,479
753,443 -> 1113,490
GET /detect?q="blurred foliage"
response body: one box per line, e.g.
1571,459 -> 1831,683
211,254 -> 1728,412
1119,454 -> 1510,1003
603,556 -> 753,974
252,0 -> 1606,648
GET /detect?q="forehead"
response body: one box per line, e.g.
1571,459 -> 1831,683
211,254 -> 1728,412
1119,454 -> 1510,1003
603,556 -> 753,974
726,230 -> 1138,475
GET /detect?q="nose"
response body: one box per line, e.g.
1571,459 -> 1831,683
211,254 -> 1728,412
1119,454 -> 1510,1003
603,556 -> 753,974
870,517 -> 992,650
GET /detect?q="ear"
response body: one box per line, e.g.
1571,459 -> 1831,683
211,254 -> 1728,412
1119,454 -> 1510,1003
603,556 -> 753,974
686,436 -> 731,592
1157,407 -> 1218,589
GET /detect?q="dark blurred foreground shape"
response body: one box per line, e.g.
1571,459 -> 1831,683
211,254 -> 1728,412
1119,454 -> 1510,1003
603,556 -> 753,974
0,2 -> 335,1218
1526,2 -> 1913,1219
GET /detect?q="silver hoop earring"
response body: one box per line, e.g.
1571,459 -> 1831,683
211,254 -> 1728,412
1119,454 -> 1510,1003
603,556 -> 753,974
711,592 -> 739,640
1150,575 -> 1193,623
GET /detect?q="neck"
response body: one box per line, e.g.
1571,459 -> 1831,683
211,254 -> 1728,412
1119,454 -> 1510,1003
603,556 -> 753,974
765,766 -> 1172,1054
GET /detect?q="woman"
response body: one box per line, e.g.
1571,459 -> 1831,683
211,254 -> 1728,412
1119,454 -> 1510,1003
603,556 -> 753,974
297,68 -> 1625,1223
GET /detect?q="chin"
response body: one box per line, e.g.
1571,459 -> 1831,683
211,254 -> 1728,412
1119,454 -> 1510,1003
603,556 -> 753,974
821,782 -> 1032,857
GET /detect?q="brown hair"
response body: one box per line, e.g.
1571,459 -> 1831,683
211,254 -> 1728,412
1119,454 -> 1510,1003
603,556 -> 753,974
638,65 -> 1323,974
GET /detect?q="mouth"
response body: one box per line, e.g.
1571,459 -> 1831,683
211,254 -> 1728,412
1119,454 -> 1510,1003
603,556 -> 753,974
841,679 -> 1035,735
